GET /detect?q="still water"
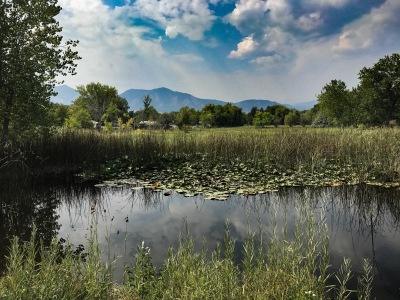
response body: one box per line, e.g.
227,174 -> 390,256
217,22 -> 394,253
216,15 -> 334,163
1,178 -> 400,299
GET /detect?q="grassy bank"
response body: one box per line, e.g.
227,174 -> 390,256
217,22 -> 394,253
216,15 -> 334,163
1,127 -> 400,184
0,196 -> 373,299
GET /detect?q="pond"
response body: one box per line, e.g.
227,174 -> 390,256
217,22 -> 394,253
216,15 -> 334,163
1,177 -> 400,299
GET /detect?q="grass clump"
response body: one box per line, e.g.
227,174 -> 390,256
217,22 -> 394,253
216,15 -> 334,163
0,228 -> 113,300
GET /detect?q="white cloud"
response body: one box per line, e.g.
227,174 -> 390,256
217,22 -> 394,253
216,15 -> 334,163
309,0 -> 350,8
333,0 -> 400,52
224,0 -> 269,33
133,0 -> 216,40
228,35 -> 257,59
297,12 -> 323,31
55,0 -> 400,105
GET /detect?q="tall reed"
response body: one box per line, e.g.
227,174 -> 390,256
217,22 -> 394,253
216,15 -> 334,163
2,127 -> 400,181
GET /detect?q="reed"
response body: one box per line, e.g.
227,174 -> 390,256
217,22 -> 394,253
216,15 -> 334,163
1,127 -> 400,182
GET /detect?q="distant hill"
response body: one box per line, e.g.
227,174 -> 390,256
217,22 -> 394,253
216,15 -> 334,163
51,85 -> 79,105
285,100 -> 317,111
51,85 -> 316,112
120,87 -> 226,113
234,99 -> 280,112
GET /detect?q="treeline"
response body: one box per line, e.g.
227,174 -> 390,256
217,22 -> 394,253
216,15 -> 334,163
47,86 -> 310,130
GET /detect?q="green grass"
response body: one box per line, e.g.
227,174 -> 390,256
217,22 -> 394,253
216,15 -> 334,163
0,194 -> 374,300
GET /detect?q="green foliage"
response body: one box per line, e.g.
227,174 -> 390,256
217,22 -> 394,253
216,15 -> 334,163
299,110 -> 313,126
48,103 -> 70,127
284,110 -> 299,127
266,105 -> 289,126
65,105 -> 93,129
318,53 -> 400,126
252,111 -> 273,127
0,229 -> 113,299
176,106 -> 199,128
0,0 -> 80,142
317,80 -> 356,126
357,53 -> 400,125
199,103 -> 245,127
74,83 -> 129,123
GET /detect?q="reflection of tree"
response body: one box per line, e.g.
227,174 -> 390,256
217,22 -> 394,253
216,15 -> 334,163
0,179 -> 62,271
0,178 -> 105,273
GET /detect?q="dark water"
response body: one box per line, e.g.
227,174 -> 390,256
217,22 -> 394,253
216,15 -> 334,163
1,178 -> 400,299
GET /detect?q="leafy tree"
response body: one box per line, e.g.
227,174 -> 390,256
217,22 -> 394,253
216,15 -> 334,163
266,105 -> 289,126
158,112 -> 176,129
74,83 -> 128,123
0,0 -> 80,142
317,80 -> 356,126
357,53 -> 400,125
200,111 -> 215,127
143,95 -> 152,118
65,105 -> 92,129
47,103 -> 69,127
176,106 -> 199,128
253,111 -> 273,127
247,106 -> 258,125
299,110 -> 313,127
284,110 -> 299,127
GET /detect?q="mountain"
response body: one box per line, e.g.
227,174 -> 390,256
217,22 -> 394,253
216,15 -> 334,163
234,99 -> 281,112
120,87 -> 226,112
285,100 -> 317,111
51,85 -> 316,112
51,85 -> 79,105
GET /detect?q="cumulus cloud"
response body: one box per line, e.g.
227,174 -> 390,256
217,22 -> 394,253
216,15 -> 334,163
228,35 -> 257,59
333,0 -> 400,52
132,0 -> 216,40
55,0 -> 400,105
224,0 -> 269,34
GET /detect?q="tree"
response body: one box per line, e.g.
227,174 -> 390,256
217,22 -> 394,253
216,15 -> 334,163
47,103 -> 69,127
247,106 -> 258,125
74,83 -> 128,123
284,110 -> 299,127
176,106 -> 199,128
317,80 -> 356,126
65,105 -> 92,129
266,105 -> 289,126
253,111 -> 273,127
357,53 -> 400,125
0,0 -> 80,142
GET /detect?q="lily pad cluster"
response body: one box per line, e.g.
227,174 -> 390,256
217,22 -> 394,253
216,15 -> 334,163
88,154 -> 400,200
89,158 -> 392,200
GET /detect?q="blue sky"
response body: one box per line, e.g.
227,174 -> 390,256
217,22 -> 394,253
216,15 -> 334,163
57,0 -> 400,104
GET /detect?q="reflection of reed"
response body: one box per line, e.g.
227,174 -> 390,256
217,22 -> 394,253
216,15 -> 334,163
0,178 -> 64,272
130,188 -> 164,211
324,185 -> 400,237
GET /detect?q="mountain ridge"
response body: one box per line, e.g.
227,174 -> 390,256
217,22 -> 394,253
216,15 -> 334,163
51,85 -> 316,112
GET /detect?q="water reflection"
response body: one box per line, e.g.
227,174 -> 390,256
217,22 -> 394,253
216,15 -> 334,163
1,180 -> 400,298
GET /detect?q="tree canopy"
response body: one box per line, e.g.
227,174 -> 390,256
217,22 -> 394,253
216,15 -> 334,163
73,83 -> 129,123
0,0 -> 80,142
317,53 -> 400,126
